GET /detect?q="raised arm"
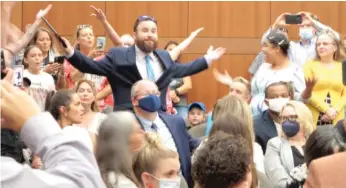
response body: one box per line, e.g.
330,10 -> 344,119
96,84 -> 112,101
300,12 -> 340,41
169,27 -> 204,61
1,2 -> 16,47
0,81 -> 106,188
173,46 -> 226,78
213,68 -> 233,87
4,4 -> 52,66
260,13 -> 290,44
90,5 -> 123,46
59,38 -> 114,76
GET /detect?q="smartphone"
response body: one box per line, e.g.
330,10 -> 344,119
13,65 -> 24,87
54,56 -> 65,64
96,37 -> 106,50
285,14 -> 302,24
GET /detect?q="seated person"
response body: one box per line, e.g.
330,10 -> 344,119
206,71 -> 252,136
192,131 -> 253,188
185,102 -> 206,129
264,101 -> 315,188
254,81 -> 294,153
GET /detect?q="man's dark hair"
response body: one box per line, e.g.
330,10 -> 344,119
305,125 -> 346,167
133,16 -> 157,32
192,131 -> 251,188
264,81 -> 293,99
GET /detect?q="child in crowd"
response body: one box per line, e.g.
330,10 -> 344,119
186,102 -> 207,129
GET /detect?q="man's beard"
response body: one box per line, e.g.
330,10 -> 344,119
136,39 -> 158,53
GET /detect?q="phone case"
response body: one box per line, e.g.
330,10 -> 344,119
13,65 -> 24,87
97,37 -> 106,49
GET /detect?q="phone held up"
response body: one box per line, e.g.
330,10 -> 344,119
13,65 -> 24,87
96,37 -> 106,50
285,14 -> 302,25
54,56 -> 65,64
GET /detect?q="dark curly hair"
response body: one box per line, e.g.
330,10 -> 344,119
266,30 -> 290,56
192,131 -> 252,188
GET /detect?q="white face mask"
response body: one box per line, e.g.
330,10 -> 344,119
299,27 -> 314,41
267,98 -> 290,113
159,178 -> 181,188
148,174 -> 181,188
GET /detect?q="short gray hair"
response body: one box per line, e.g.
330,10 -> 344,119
130,79 -> 157,98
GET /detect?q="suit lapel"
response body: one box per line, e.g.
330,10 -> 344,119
264,111 -> 278,137
158,113 -> 183,155
127,46 -> 143,80
154,50 -> 172,87
281,139 -> 295,171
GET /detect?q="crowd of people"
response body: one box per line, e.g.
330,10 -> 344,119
1,2 -> 346,188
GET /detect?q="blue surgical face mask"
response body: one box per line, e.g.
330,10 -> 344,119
148,174 -> 181,188
299,27 -> 314,41
138,94 -> 161,112
282,120 -> 300,137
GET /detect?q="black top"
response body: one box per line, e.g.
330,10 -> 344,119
291,146 -> 304,167
1,129 -> 26,163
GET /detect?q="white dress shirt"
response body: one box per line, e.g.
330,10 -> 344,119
136,113 -> 178,152
1,112 -> 106,188
135,45 -> 164,81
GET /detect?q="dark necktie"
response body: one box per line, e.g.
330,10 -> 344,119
151,123 -> 158,132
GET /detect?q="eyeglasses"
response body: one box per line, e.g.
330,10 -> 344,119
316,42 -> 335,47
137,15 -> 157,24
279,115 -> 298,122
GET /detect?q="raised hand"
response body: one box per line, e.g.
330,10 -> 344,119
273,12 -> 291,29
206,46 -> 226,61
190,27 -> 204,38
0,81 -> 40,132
213,68 -> 233,86
90,5 -> 106,22
297,11 -> 314,23
35,4 -> 52,20
301,76 -> 318,100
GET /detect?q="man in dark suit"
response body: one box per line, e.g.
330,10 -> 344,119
60,16 -> 225,111
130,79 -> 200,188
254,81 -> 293,153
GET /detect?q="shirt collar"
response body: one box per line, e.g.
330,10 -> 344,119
135,45 -> 155,61
136,112 -> 160,129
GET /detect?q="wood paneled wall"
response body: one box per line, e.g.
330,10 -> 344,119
5,1 -> 346,111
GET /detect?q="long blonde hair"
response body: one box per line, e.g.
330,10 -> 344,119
132,133 -> 179,186
213,94 -> 254,141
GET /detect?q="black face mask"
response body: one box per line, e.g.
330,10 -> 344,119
282,120 -> 300,137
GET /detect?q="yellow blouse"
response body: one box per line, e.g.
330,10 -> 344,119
303,60 -> 346,126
